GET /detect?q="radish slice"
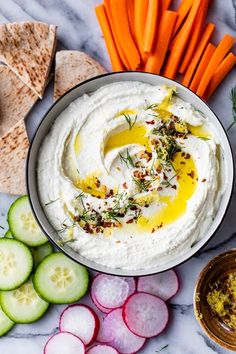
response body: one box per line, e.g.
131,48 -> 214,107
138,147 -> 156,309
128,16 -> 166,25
92,274 -> 136,309
137,270 -> 179,301
97,308 -> 145,353
87,344 -> 119,354
90,289 -> 111,314
44,331 -> 85,354
123,292 -> 169,338
59,305 -> 99,346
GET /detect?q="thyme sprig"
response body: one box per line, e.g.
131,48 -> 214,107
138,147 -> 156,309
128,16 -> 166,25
119,149 -> 135,168
227,86 -> 236,131
123,113 -> 137,130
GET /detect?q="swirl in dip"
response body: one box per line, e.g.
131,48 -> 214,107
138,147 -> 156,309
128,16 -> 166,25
37,82 -> 224,270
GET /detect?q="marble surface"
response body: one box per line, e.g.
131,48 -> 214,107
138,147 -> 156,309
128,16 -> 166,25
0,0 -> 236,353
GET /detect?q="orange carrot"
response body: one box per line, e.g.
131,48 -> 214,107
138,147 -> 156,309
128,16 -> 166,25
172,0 -> 194,38
143,0 -> 160,53
134,0 -> 149,62
104,0 -> 130,69
179,0 -> 209,74
95,5 -> 124,71
145,10 -> 178,73
109,0 -> 140,70
127,0 -> 136,44
204,52 -> 236,100
161,0 -> 172,13
163,0 -> 202,79
189,43 -> 216,92
182,23 -> 215,87
197,34 -> 235,97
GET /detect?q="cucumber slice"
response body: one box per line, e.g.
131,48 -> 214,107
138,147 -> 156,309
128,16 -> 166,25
8,196 -> 48,247
0,305 -> 15,336
31,242 -> 54,268
4,230 -> 14,239
33,253 -> 89,304
0,278 -> 49,324
0,239 -> 33,290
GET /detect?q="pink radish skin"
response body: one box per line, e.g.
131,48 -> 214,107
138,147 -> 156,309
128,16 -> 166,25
90,289 -> 111,314
86,344 -> 119,354
96,308 -> 145,353
137,270 -> 179,301
92,274 -> 136,310
59,305 -> 99,346
44,331 -> 85,354
123,292 -> 169,338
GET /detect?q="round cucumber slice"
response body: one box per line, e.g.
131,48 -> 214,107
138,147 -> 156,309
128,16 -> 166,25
33,253 -> 89,304
0,278 -> 49,324
8,195 -> 48,247
0,239 -> 33,290
4,230 -> 14,239
31,242 -> 54,268
0,305 -> 15,336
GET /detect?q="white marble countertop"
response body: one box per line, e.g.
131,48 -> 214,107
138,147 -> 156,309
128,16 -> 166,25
0,0 -> 236,353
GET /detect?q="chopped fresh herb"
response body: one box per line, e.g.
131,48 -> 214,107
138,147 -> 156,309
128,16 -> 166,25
123,113 -> 137,130
76,168 -> 80,174
161,173 -> 178,187
58,237 -> 76,246
45,198 -> 59,206
119,149 -> 135,168
0,225 -> 4,230
194,108 -> 205,116
132,176 -> 155,192
199,136 -> 210,141
227,86 -> 236,131
145,103 -> 159,111
57,221 -> 76,233
155,344 -> 169,352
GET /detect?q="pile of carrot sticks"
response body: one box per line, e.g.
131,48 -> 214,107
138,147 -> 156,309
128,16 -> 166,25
95,0 -> 236,100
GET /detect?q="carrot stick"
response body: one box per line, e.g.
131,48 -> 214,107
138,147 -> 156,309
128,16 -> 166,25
189,43 -> 216,92
104,0 -> 130,69
197,34 -> 235,97
204,53 -> 236,100
109,0 -> 140,70
145,10 -> 178,73
127,0 -> 136,44
95,5 -> 124,71
161,0 -> 172,13
143,0 -> 160,53
179,0 -> 209,74
163,0 -> 202,79
172,0 -> 194,38
134,0 -> 149,62
182,23 -> 215,87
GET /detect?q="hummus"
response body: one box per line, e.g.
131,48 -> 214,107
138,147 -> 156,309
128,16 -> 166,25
37,82 -> 224,270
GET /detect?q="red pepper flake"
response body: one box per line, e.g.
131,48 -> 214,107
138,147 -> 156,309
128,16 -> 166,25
123,182 -> 128,189
145,120 -> 155,125
180,161 -> 186,165
171,184 -> 177,190
202,178 -> 206,182
126,219 -> 134,224
157,186 -> 163,191
185,153 -> 191,160
116,240 -> 121,244
187,170 -> 194,179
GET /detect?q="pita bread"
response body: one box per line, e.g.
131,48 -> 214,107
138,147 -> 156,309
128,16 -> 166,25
54,51 -> 106,101
0,65 -> 38,137
0,21 -> 57,98
0,119 -> 29,195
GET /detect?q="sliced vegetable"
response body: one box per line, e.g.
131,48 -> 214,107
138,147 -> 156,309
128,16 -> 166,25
95,4 -> 124,71
145,10 -> 177,73
197,34 -> 235,97
1,277 -> 49,323
134,0 -> 149,62
164,0 -> 202,79
161,0 -> 172,14
4,230 -> 13,239
91,274 -> 136,310
0,238 -> 33,290
44,332 -> 85,354
59,304 -> 99,346
31,242 -> 54,268
0,305 -> 14,336
90,287 -> 111,314
137,270 -> 179,301
97,308 -> 146,353
172,0 -> 194,37
179,0 -> 209,73
127,0 -> 136,44
190,43 -> 216,92
143,0 -> 159,53
33,253 -> 89,304
8,195 -> 48,247
123,292 -> 169,338
87,344 -> 119,354
205,52 -> 236,100
109,0 -> 140,70
182,23 -> 215,87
